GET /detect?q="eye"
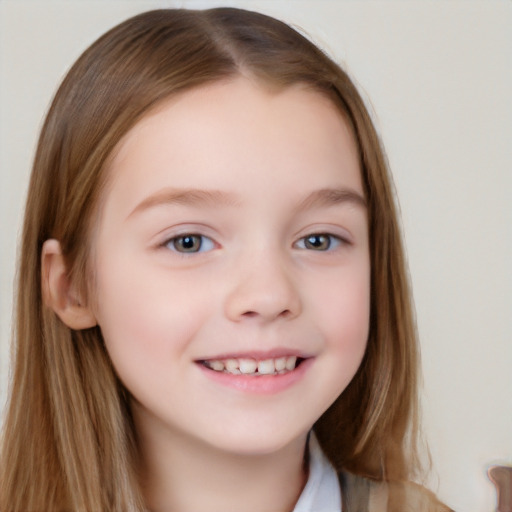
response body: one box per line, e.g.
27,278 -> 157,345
296,233 -> 342,251
166,234 -> 215,253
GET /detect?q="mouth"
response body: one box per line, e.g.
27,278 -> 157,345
198,355 -> 307,376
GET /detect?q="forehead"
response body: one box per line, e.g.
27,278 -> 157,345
103,76 -> 362,212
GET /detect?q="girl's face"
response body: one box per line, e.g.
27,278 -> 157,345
92,76 -> 370,456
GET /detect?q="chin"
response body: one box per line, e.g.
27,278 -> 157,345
203,426 -> 309,458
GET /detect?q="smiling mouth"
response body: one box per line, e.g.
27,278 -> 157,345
199,356 -> 306,376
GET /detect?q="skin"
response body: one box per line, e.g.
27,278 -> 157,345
44,75 -> 371,512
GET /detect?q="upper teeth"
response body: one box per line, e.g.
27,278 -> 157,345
204,356 -> 298,375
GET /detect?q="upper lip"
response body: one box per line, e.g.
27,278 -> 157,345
196,348 -> 312,361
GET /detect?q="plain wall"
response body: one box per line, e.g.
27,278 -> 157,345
1,1 -> 510,511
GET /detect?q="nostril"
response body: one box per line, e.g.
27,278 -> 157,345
240,308 -> 292,319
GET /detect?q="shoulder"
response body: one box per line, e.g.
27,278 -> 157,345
340,471 -> 454,512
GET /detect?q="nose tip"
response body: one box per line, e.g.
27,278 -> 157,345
224,259 -> 301,323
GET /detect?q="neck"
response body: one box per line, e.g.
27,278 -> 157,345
135,410 -> 308,512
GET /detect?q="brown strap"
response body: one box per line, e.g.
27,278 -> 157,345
339,471 -> 454,512
339,471 -> 371,512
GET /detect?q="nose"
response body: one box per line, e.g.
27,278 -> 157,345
224,250 -> 302,324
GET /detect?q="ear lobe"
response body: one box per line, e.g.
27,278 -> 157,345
41,239 -> 97,330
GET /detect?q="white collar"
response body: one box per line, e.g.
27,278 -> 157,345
292,433 -> 342,512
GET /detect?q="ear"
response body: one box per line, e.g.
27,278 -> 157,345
41,239 -> 97,330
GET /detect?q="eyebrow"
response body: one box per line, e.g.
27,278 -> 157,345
296,187 -> 367,212
127,187 -> 240,219
127,185 -> 366,220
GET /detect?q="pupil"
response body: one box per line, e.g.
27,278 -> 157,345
307,235 -> 329,250
183,236 -> 194,248
178,235 -> 200,252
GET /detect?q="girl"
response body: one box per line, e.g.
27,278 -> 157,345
0,7 -> 451,512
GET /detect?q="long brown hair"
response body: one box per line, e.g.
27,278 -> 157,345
1,8 -> 422,511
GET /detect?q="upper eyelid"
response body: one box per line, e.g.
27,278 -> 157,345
294,227 -> 353,244
153,223 -> 354,247
162,232 -> 205,243
155,224 -> 217,244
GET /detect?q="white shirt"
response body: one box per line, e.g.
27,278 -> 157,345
293,434 -> 342,512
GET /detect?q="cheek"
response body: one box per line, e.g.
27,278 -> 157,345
93,254 -> 209,373
311,264 -> 370,369
329,282 -> 370,345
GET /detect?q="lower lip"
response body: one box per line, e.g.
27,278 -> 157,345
196,358 -> 313,395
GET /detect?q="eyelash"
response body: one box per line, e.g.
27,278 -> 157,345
163,232 -> 346,254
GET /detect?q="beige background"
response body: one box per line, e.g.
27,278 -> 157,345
1,1 -> 511,510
